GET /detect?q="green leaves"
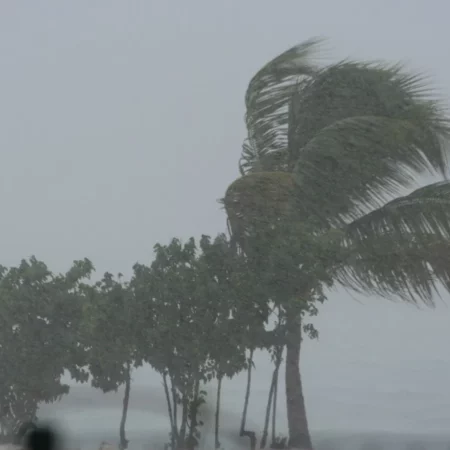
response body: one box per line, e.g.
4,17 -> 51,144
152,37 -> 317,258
240,38 -> 322,175
82,273 -> 139,393
292,62 -> 450,225
238,42 -> 450,228
0,257 -> 93,431
294,116 -> 448,226
131,235 -> 255,385
336,231 -> 450,304
324,181 -> 450,303
345,181 -> 450,241
229,38 -> 450,311
130,235 -> 269,448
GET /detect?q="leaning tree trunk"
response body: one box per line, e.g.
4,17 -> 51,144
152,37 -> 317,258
285,313 -> 312,450
119,362 -> 131,450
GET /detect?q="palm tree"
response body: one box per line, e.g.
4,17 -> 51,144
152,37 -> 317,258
223,38 -> 450,449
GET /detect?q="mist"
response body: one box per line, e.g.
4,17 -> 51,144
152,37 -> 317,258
2,1 -> 450,450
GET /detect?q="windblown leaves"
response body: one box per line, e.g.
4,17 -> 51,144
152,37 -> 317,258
331,182 -> 450,303
345,181 -> 450,241
239,38 -> 322,175
295,114 -> 450,226
229,39 -> 450,307
335,232 -> 450,304
224,172 -> 297,240
291,62 -> 450,225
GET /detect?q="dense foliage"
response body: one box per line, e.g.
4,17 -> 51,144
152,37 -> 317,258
0,258 -> 93,440
0,235 -> 286,450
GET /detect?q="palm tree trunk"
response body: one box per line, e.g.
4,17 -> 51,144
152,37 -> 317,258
285,313 -> 312,450
215,375 -> 223,449
119,362 -> 131,450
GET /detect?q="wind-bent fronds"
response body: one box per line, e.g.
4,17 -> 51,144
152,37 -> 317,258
239,142 -> 289,175
295,115 -> 450,225
335,231 -> 450,305
291,62 -> 450,225
345,181 -> 450,241
228,39 -> 450,306
332,181 -> 450,303
240,38 -> 322,175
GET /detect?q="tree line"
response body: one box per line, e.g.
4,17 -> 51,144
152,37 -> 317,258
3,37 -> 450,450
0,235 -> 303,450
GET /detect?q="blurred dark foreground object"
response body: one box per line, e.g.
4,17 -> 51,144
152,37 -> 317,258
11,421 -> 118,450
26,427 -> 57,450
23,424 -> 60,450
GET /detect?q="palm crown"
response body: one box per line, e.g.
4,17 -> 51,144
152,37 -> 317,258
224,38 -> 450,306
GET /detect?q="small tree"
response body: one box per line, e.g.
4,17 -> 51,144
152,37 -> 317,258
132,234 -> 259,450
132,238 -> 214,450
0,257 -> 93,437
82,272 -> 140,450
196,235 -> 249,449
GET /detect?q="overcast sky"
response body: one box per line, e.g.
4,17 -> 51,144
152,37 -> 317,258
2,0 -> 450,441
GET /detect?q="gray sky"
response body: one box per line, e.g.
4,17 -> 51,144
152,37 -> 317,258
3,0 -> 450,440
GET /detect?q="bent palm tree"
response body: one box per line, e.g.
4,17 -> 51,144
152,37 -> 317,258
223,38 -> 450,449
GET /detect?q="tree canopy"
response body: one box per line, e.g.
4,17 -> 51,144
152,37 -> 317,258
0,257 -> 93,437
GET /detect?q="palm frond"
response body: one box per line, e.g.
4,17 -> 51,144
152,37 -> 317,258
345,181 -> 450,241
334,181 -> 450,303
335,232 -> 450,305
291,62 -> 450,224
239,140 -> 289,175
240,38 -> 323,174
